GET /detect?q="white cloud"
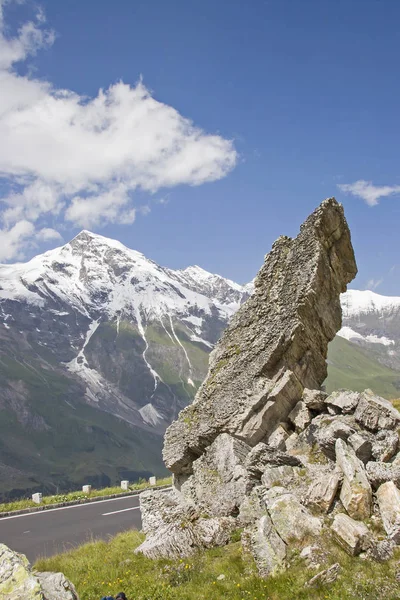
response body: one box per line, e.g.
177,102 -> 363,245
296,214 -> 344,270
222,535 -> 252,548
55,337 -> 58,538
366,278 -> 383,291
36,227 -> 63,242
0,1 -> 237,260
0,219 -> 35,261
338,180 -> 400,206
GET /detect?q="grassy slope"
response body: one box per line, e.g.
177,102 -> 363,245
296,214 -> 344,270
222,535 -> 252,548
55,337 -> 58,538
325,336 -> 400,398
35,530 -> 400,600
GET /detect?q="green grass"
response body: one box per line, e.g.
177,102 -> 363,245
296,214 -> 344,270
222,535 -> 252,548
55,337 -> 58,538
325,336 -> 400,399
34,530 -> 400,600
0,478 -> 172,514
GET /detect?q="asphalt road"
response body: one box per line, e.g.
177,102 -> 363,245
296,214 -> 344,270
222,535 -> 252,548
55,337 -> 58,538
0,493 -> 148,564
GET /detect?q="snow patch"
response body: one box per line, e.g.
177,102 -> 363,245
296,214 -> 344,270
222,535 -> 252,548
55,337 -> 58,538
337,326 -> 395,346
139,403 -> 162,426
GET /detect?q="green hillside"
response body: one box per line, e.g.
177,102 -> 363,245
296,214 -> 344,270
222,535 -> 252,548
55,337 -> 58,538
325,336 -> 400,399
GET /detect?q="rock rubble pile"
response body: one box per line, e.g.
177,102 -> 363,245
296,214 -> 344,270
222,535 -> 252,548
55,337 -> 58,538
136,199 -> 400,580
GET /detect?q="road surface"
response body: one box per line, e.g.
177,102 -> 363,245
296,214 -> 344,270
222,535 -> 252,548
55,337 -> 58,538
0,493 -> 149,563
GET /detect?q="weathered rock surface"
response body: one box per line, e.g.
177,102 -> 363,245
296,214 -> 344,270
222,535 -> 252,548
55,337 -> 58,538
178,433 -> 252,516
366,461 -> 400,489
302,388 -> 327,411
267,424 -> 289,450
354,390 -> 400,432
245,443 -> 303,479
0,543 -> 78,600
376,481 -> 400,543
335,439 -> 372,520
325,390 -> 360,414
348,432 -> 372,464
36,572 -> 79,600
288,401 -> 312,433
310,415 -> 355,460
371,430 -> 398,462
263,487 -> 322,543
305,563 -> 341,587
261,465 -> 301,490
331,513 -> 372,556
242,514 -> 286,578
306,470 -> 341,513
163,198 -> 357,475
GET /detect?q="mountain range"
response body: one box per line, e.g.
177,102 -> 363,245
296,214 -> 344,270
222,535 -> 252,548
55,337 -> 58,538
0,231 -> 399,499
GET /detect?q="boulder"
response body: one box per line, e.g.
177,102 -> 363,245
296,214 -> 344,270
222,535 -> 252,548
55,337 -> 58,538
263,488 -> 322,543
268,424 -> 289,450
371,430 -> 398,462
163,198 -> 357,475
179,433 -> 252,516
139,488 -> 197,535
261,465 -> 301,490
306,470 -> 341,513
0,544 -> 78,600
238,487 -> 266,526
348,432 -> 372,464
136,516 -> 236,560
288,401 -> 312,433
300,545 -> 327,570
335,439 -> 372,520
305,563 -> 341,587
331,513 -> 372,556
245,443 -> 303,479
242,514 -> 286,578
376,481 -> 400,543
366,461 -> 400,490
367,539 -> 394,562
302,388 -> 327,411
354,390 -> 400,432
325,390 -> 360,414
36,572 -> 79,600
311,416 -> 355,460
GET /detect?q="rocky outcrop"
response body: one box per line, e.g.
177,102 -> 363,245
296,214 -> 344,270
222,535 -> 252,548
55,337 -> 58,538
163,198 -> 357,475
0,544 -> 78,600
136,199 -> 400,578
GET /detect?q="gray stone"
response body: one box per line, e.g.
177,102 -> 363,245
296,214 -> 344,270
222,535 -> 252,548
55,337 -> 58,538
348,432 -> 372,464
371,430 -> 399,462
263,489 -> 322,543
261,465 -> 301,490
36,572 -> 79,600
268,425 -> 289,450
163,198 -> 357,475
238,487 -> 265,526
288,401 -> 312,432
305,563 -> 341,587
139,489 -> 196,536
331,513 -> 372,556
306,470 -> 341,513
366,461 -> 400,490
302,388 -> 328,411
325,390 -> 360,414
242,514 -> 286,578
312,415 -> 355,460
367,539 -> 394,562
354,390 -> 400,432
245,443 -> 303,479
179,433 -> 252,516
0,544 -> 79,600
376,481 -> 400,543
335,439 -> 372,520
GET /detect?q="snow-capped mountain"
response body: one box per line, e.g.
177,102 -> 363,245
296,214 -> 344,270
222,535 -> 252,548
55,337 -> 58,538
338,289 -> 400,372
0,231 -> 250,430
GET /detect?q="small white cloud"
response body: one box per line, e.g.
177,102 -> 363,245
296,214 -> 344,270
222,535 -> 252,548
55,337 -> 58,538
0,1 -> 237,260
0,220 -> 35,261
36,227 -> 63,242
366,278 -> 383,291
338,180 -> 400,206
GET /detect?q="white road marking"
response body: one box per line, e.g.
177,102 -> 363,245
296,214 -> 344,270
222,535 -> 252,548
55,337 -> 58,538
23,530 -> 30,534
0,488 -> 172,522
102,506 -> 141,516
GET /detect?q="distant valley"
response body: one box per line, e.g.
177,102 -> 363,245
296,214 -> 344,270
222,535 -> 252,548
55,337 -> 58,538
0,232 -> 399,499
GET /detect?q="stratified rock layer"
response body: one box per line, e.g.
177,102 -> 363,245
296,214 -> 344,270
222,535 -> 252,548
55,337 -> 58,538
163,198 -> 357,475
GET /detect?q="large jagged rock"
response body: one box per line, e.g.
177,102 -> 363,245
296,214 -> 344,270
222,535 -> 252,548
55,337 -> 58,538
0,544 -> 78,600
331,513 -> 372,556
376,481 -> 400,543
163,198 -> 357,475
176,433 -> 252,516
335,439 -> 372,520
242,514 -> 287,578
354,390 -> 400,432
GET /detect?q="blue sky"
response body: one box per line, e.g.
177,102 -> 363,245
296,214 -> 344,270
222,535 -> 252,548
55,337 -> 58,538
0,0 -> 399,294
